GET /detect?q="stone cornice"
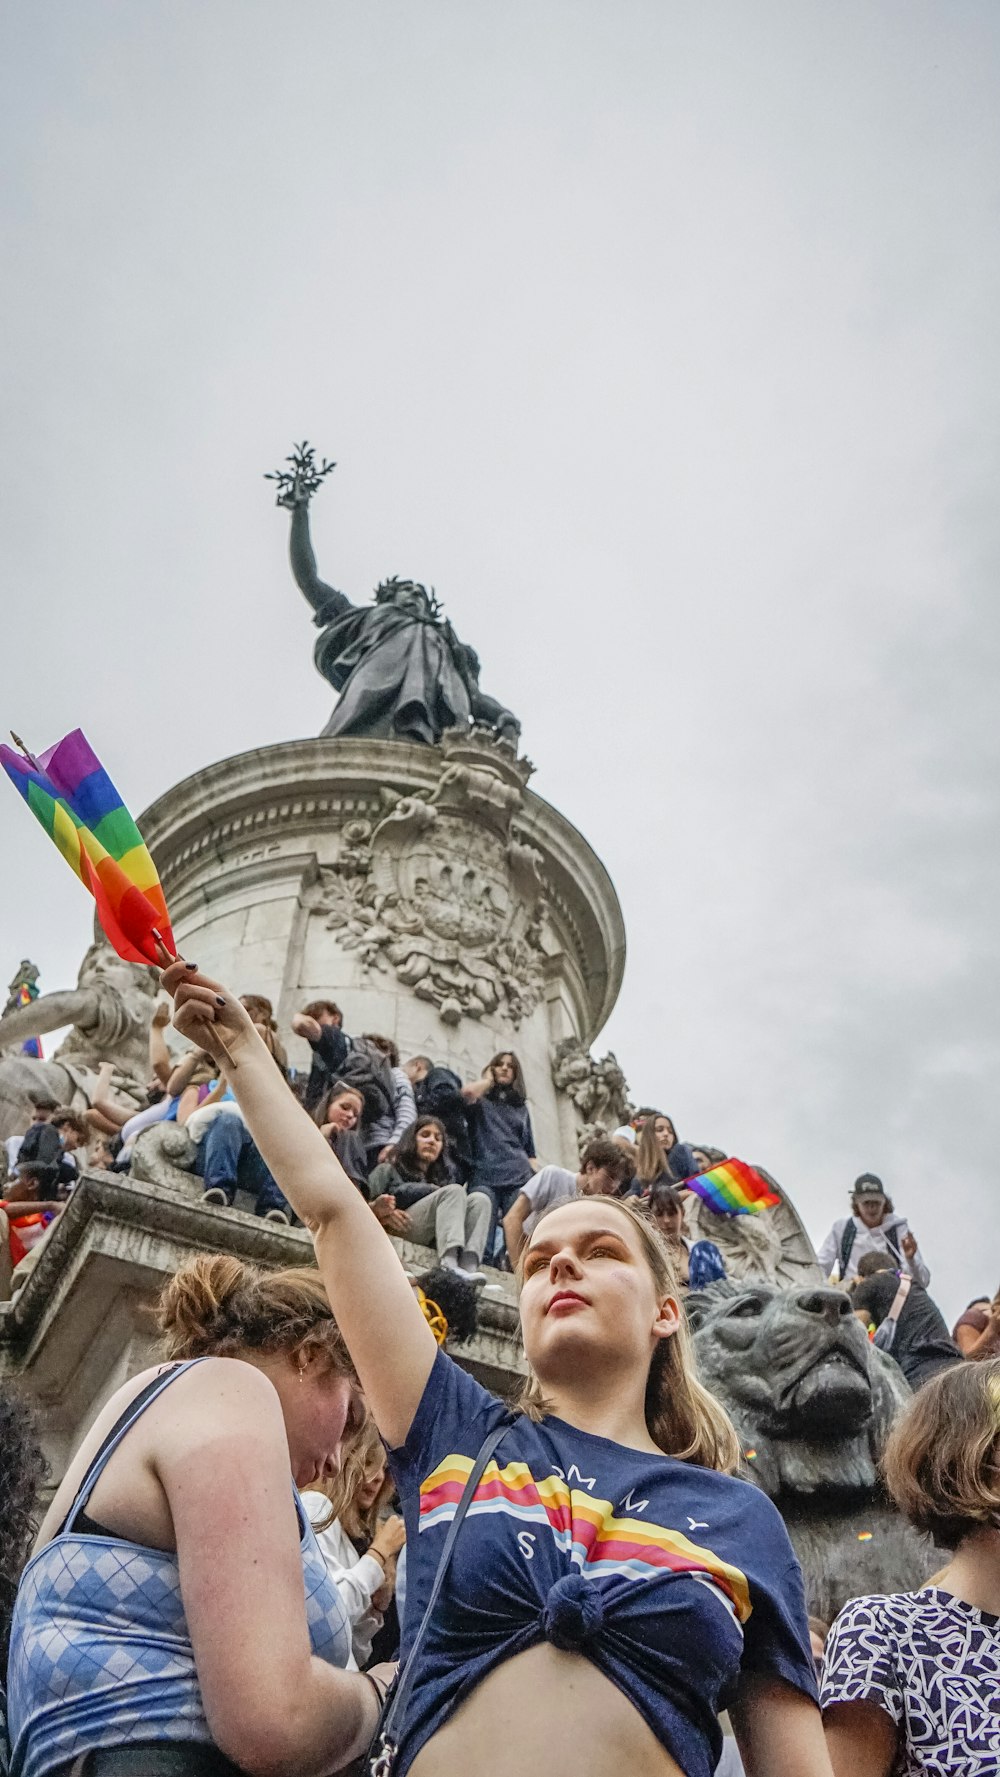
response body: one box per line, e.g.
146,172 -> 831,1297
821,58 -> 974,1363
0,1173 -> 524,1381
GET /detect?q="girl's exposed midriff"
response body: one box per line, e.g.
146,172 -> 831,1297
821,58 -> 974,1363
409,1644 -> 685,1777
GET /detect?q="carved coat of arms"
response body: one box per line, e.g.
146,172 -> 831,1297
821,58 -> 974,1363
315,734 -> 549,1027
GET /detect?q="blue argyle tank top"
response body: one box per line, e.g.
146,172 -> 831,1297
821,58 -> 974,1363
7,1359 -> 352,1777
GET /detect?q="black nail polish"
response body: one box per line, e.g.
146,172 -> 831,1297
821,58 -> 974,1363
185,961 -> 198,970
216,995 -> 226,1006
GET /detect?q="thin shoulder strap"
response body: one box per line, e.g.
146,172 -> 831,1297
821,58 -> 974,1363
369,1419 -> 510,1775
883,1224 -> 904,1263
61,1358 -> 209,1535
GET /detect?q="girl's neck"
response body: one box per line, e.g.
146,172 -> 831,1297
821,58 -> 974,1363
937,1527 -> 1000,1615
542,1373 -> 660,1456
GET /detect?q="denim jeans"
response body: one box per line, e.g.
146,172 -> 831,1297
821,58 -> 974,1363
477,1181 -> 527,1268
194,1114 -> 291,1218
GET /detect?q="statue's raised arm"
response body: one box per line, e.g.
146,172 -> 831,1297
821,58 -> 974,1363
266,442 -> 349,625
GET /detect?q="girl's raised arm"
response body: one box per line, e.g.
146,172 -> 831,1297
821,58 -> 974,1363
163,963 -> 437,1446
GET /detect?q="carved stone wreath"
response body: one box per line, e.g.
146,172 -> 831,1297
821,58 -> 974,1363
314,732 -> 549,1026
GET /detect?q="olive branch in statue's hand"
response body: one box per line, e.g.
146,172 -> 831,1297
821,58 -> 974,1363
264,441 -> 337,509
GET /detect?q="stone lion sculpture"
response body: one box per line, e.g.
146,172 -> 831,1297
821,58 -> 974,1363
688,1278 -> 935,1620
0,942 -> 158,1140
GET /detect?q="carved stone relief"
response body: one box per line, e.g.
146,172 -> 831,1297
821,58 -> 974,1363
313,729 -> 550,1027
551,1038 -> 631,1135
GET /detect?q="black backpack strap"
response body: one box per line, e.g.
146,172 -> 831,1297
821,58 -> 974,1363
368,1419 -> 510,1776
838,1220 -> 856,1278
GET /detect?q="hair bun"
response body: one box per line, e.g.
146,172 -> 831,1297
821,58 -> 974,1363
157,1253 -> 249,1358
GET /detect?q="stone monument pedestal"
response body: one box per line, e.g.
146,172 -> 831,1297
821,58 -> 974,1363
140,729 -> 627,1164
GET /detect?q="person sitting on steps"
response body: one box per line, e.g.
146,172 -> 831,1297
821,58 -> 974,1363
368,1117 -> 492,1283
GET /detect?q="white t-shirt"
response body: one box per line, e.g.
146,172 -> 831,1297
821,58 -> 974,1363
519,1164 -> 578,1238
302,1492 -> 385,1671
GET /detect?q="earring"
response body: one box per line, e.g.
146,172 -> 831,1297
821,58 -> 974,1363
298,1366 -> 305,1383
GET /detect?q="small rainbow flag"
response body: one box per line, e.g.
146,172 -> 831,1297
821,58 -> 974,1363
686,1158 -> 780,1217
0,729 -> 174,967
17,981 -> 43,1059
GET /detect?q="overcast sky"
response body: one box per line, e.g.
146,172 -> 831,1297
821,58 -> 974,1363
2,2 -> 998,1320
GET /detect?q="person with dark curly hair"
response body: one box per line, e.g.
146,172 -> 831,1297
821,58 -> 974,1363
0,1385 -> 46,1776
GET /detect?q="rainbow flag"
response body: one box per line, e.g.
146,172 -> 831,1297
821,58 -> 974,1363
685,1158 -> 780,1217
17,981 -> 43,1059
0,730 -> 174,967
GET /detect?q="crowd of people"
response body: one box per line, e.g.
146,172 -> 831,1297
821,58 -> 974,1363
2,965 -> 999,1775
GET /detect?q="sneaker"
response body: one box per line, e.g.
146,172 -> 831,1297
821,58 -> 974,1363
264,1208 -> 290,1225
201,1187 -> 229,1207
442,1256 -> 488,1286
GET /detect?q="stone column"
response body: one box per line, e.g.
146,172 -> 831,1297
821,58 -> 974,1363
139,730 -> 627,1167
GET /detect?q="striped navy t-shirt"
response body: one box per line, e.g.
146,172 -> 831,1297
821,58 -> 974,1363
389,1349 -> 817,1777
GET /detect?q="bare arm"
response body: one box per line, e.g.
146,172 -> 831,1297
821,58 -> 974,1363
89,1094 -> 131,1130
502,1192 -> 532,1264
157,1361 -> 379,1776
955,1303 -> 1000,1358
462,1074 -> 492,1103
166,1047 -> 208,1098
164,964 -> 437,1448
731,1673 -> 833,1777
823,1701 -> 898,1777
148,1001 -> 173,1088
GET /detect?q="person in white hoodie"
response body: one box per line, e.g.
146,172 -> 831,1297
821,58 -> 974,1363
816,1173 -> 929,1287
304,1418 -> 406,1669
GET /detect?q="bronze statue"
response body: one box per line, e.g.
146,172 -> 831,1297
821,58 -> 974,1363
268,444 -> 520,748
688,1279 -> 933,1620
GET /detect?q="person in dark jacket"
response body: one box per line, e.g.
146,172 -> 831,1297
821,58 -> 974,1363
850,1252 -> 961,1390
462,1052 -> 536,1259
404,1056 -> 472,1180
292,1001 -> 349,1114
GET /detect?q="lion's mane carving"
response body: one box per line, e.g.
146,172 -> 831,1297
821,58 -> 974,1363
689,1279 -> 935,1618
